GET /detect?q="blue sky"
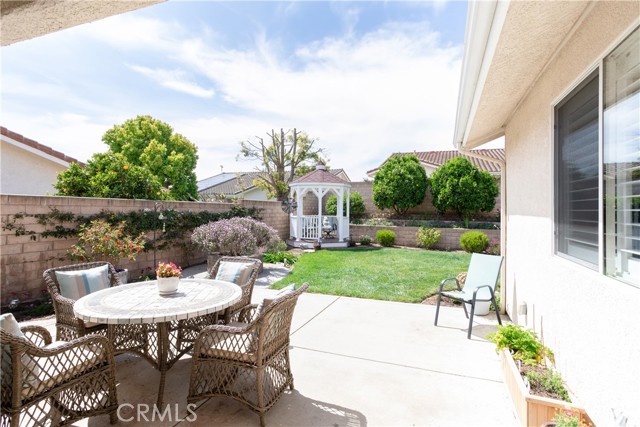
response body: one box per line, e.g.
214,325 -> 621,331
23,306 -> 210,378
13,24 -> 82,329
1,0 -> 490,182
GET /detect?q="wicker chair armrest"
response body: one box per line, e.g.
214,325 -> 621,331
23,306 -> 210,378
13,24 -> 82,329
20,325 -> 52,347
50,291 -> 77,310
228,304 -> 259,323
439,277 -> 461,292
24,334 -> 113,361
194,321 -> 258,356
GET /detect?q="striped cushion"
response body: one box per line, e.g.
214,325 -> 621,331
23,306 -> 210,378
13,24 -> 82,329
215,262 -> 252,286
55,265 -> 110,300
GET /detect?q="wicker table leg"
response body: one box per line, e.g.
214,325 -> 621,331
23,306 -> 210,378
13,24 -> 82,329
156,322 -> 169,408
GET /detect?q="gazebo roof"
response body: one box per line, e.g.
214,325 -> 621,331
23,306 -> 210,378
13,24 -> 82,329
292,165 -> 350,186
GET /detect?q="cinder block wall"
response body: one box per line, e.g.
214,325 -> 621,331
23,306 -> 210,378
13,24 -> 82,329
0,195 -> 289,304
351,224 -> 500,251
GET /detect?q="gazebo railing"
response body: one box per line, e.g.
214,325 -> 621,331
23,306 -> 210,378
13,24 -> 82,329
291,215 -> 345,241
301,216 -> 320,239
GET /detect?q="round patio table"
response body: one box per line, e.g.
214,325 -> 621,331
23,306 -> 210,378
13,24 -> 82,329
74,279 -> 241,407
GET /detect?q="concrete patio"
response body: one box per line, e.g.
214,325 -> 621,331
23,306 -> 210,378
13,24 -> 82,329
24,264 -> 517,427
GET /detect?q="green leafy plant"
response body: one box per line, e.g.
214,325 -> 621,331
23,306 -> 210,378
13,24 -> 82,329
486,324 -> 554,365
263,251 -> 298,266
416,227 -> 441,249
69,220 -> 145,267
430,157 -> 499,227
326,192 -> 366,219
526,369 -> 571,402
376,230 -> 396,247
553,409 -> 591,427
460,231 -> 490,253
364,217 -> 394,226
373,154 -> 428,215
359,235 -> 373,245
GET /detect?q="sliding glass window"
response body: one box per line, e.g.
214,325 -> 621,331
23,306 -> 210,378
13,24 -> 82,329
604,27 -> 640,287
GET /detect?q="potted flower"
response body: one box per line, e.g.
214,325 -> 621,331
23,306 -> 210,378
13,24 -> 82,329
156,262 -> 182,295
486,325 -> 592,427
69,219 -> 145,284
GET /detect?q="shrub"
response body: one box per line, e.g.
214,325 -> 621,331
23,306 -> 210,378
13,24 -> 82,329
263,251 -> 298,266
359,235 -> 373,245
69,219 -> 145,267
364,217 -> 394,226
376,230 -> 396,247
191,217 -> 279,256
326,192 -> 366,219
416,227 -> 441,249
460,231 -> 489,253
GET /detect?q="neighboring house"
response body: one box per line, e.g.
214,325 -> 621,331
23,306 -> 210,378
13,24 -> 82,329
366,148 -> 504,177
0,127 -> 83,195
198,169 -> 350,201
454,2 -> 639,426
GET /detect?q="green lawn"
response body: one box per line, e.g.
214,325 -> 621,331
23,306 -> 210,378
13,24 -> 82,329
271,248 -> 471,303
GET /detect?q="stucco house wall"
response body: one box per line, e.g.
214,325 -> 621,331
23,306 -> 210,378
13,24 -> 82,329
503,3 -> 638,424
1,137 -> 68,196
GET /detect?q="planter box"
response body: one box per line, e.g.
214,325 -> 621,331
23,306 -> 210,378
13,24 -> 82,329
500,349 -> 592,427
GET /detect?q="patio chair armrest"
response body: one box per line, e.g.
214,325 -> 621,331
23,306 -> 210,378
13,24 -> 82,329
229,304 -> 259,324
471,285 -> 495,301
20,325 -> 52,347
194,322 -> 257,356
439,277 -> 461,292
28,334 -> 113,359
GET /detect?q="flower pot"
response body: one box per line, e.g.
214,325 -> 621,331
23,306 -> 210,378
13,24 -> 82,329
157,277 -> 179,295
465,300 -> 491,316
500,349 -> 592,427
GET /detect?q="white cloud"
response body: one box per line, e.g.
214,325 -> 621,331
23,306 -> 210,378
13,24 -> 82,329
3,9 -> 468,182
129,65 -> 215,98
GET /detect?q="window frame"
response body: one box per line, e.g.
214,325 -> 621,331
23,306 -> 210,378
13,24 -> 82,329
551,23 -> 639,288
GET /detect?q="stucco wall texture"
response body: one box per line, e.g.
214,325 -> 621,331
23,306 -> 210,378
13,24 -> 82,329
0,141 -> 67,195
503,3 -> 639,425
0,195 -> 289,304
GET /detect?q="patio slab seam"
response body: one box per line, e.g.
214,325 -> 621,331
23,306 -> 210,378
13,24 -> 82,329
290,295 -> 342,336
291,345 -> 503,385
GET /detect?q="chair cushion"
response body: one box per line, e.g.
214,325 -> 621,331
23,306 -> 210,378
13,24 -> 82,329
259,285 -> 295,314
0,313 -> 24,338
22,340 -> 104,399
55,264 -> 110,300
215,261 -> 252,286
199,326 -> 256,363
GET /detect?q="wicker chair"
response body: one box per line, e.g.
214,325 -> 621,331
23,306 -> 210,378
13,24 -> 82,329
188,283 -> 309,427
174,257 -> 262,353
43,262 -> 121,342
207,256 -> 262,323
1,324 -> 118,426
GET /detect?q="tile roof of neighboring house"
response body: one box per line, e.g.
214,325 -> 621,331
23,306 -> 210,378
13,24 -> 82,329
198,169 -> 349,195
367,148 -> 504,176
1,126 -> 85,166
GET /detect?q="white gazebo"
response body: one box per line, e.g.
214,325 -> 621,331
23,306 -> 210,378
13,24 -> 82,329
287,164 -> 351,248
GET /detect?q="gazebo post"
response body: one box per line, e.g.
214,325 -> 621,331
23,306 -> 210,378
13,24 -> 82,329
337,188 -> 344,241
317,188 -> 323,242
346,189 -> 350,242
295,189 -> 303,241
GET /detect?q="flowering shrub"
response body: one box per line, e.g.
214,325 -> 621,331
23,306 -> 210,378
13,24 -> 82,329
485,239 -> 501,255
553,409 -> 591,427
191,217 -> 280,256
69,220 -> 145,267
156,262 -> 182,278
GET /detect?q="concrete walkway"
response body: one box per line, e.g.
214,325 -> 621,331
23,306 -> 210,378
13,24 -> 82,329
26,264 -> 517,427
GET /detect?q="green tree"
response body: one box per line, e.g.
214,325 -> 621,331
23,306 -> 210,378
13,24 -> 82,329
239,128 -> 324,201
54,116 -> 198,201
372,154 -> 428,216
430,157 -> 499,227
325,192 -> 366,219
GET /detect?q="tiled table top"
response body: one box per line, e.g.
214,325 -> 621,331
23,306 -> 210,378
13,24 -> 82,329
74,279 -> 241,324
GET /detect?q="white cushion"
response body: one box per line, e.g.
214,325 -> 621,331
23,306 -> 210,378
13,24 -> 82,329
55,265 -> 110,300
259,284 -> 295,314
215,262 -> 252,286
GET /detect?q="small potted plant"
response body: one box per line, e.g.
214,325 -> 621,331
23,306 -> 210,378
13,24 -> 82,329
155,262 -> 182,295
69,219 -> 145,284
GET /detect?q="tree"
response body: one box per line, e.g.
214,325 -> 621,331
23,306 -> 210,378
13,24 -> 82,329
54,116 -> 199,201
325,192 -> 366,219
372,154 -> 428,216
429,157 -> 499,227
238,128 -> 324,201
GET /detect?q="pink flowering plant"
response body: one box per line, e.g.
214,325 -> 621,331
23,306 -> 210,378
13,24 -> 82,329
156,262 -> 182,278
191,217 -> 280,256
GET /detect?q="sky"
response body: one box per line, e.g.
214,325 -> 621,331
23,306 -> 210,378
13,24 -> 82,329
1,0 -> 501,182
